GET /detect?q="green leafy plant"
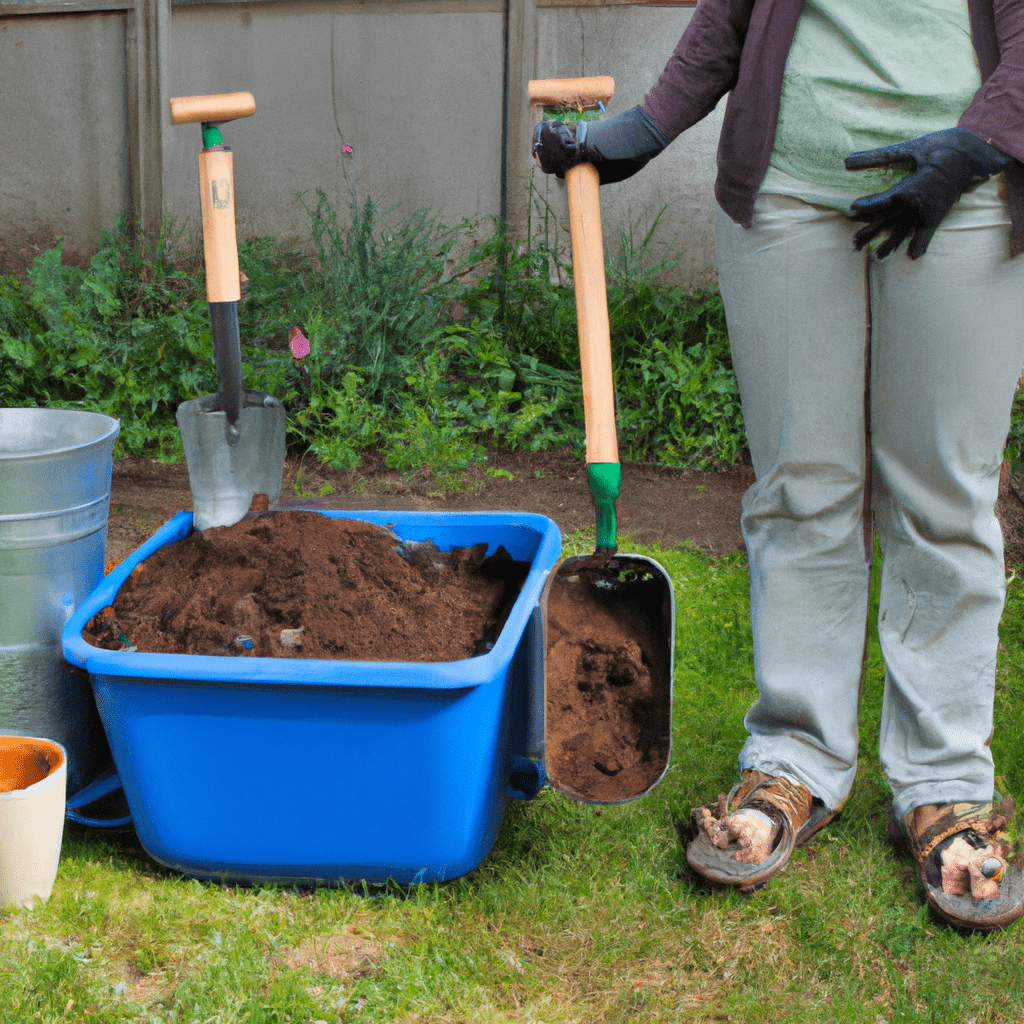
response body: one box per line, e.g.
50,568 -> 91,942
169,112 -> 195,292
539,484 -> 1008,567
384,348 -> 488,492
0,189 -> 752,479
443,325 -> 579,454
299,188 -> 461,405
617,289 -> 744,469
1007,383 -> 1024,473
12,224 -> 214,456
458,191 -> 744,468
286,313 -> 386,471
461,190 -> 582,374
0,220 -> 308,459
237,236 -> 313,349
292,465 -> 336,498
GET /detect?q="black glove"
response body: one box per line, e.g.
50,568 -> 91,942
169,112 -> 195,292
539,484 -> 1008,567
845,128 -> 1014,259
531,105 -> 668,185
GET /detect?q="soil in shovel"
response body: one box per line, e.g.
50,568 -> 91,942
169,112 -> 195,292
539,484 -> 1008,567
84,511 -> 529,661
545,570 -> 671,803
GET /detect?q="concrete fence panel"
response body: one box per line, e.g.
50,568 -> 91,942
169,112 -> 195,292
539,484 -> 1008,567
1,0 -> 720,287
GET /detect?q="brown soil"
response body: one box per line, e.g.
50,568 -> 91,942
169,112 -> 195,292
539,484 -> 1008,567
545,565 -> 672,803
105,450 -> 1024,570
87,511 -> 525,662
102,449 -> 756,573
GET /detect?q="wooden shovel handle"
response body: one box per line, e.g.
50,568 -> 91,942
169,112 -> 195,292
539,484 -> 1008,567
528,76 -> 615,129
198,149 -> 240,304
565,162 -> 617,466
170,92 -> 255,126
527,76 -> 618,463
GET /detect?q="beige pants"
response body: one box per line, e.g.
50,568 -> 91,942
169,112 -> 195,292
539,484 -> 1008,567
714,179 -> 1024,820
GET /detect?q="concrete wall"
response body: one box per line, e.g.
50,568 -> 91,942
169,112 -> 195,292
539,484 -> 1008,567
165,1 -> 506,249
0,2 -> 721,287
0,12 -> 131,267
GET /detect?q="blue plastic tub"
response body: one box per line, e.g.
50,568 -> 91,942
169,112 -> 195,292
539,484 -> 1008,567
62,509 -> 560,885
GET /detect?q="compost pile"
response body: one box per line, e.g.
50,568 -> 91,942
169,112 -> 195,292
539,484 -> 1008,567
84,511 -> 527,661
545,570 -> 671,803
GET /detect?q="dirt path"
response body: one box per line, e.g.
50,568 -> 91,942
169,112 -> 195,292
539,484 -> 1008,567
105,449 -> 1024,571
104,449 -> 757,571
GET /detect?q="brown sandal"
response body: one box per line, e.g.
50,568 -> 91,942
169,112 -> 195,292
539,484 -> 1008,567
898,797 -> 1024,931
686,769 -> 835,892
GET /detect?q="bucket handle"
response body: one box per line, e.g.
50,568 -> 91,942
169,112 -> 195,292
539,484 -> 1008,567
65,770 -> 132,828
508,754 -> 545,801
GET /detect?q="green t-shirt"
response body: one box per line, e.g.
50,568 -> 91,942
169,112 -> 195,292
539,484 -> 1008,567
761,0 -> 982,210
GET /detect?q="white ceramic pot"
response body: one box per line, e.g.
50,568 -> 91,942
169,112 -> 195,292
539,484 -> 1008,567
0,736 -> 66,908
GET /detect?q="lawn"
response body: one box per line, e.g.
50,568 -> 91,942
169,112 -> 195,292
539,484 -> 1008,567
5,533 -> 1024,1024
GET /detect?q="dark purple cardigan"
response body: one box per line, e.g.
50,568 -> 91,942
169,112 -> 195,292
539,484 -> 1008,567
642,0 -> 1024,251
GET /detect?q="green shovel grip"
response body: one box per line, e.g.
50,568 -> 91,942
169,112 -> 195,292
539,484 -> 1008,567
202,123 -> 224,148
588,462 -> 621,553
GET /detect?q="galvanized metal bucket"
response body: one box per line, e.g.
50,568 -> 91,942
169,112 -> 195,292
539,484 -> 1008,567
0,408 -> 119,795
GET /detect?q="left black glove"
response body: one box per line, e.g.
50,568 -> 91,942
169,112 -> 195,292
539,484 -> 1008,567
845,128 -> 1014,259
532,105 -> 669,185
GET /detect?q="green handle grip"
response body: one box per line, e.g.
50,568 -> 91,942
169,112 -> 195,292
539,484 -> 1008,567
202,123 -> 224,148
588,462 -> 620,553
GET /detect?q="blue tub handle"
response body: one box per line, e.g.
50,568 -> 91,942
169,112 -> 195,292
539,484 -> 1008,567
65,770 -> 133,828
508,754 -> 546,801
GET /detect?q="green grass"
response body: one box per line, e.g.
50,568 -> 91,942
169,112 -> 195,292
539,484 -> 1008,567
7,537 -> 1024,1023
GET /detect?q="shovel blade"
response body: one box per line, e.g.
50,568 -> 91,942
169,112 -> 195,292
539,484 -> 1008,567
541,551 -> 674,804
177,390 -> 286,531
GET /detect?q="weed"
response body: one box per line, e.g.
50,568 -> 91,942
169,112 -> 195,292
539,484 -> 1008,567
299,188 -> 460,406
286,312 -> 386,470
1008,388 -> 1024,472
384,347 -> 488,491
0,218 -> 303,459
0,190 -> 749,474
292,465 -> 336,499
237,236 -> 313,352
460,190 -> 745,468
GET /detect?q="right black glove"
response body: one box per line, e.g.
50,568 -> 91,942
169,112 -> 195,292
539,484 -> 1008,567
531,105 -> 669,185
845,128 -> 1014,259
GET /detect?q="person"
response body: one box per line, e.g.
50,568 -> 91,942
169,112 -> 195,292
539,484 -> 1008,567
532,0 -> 1024,930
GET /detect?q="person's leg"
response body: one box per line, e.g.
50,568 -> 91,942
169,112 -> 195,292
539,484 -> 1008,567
713,195 -> 872,813
870,178 -> 1024,822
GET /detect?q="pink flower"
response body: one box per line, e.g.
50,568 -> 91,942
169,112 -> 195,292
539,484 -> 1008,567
342,144 -> 353,156
289,326 -> 310,360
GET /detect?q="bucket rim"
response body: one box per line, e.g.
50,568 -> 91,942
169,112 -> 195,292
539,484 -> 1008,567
0,408 -> 120,461
62,508 -> 563,688
0,735 -> 67,796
